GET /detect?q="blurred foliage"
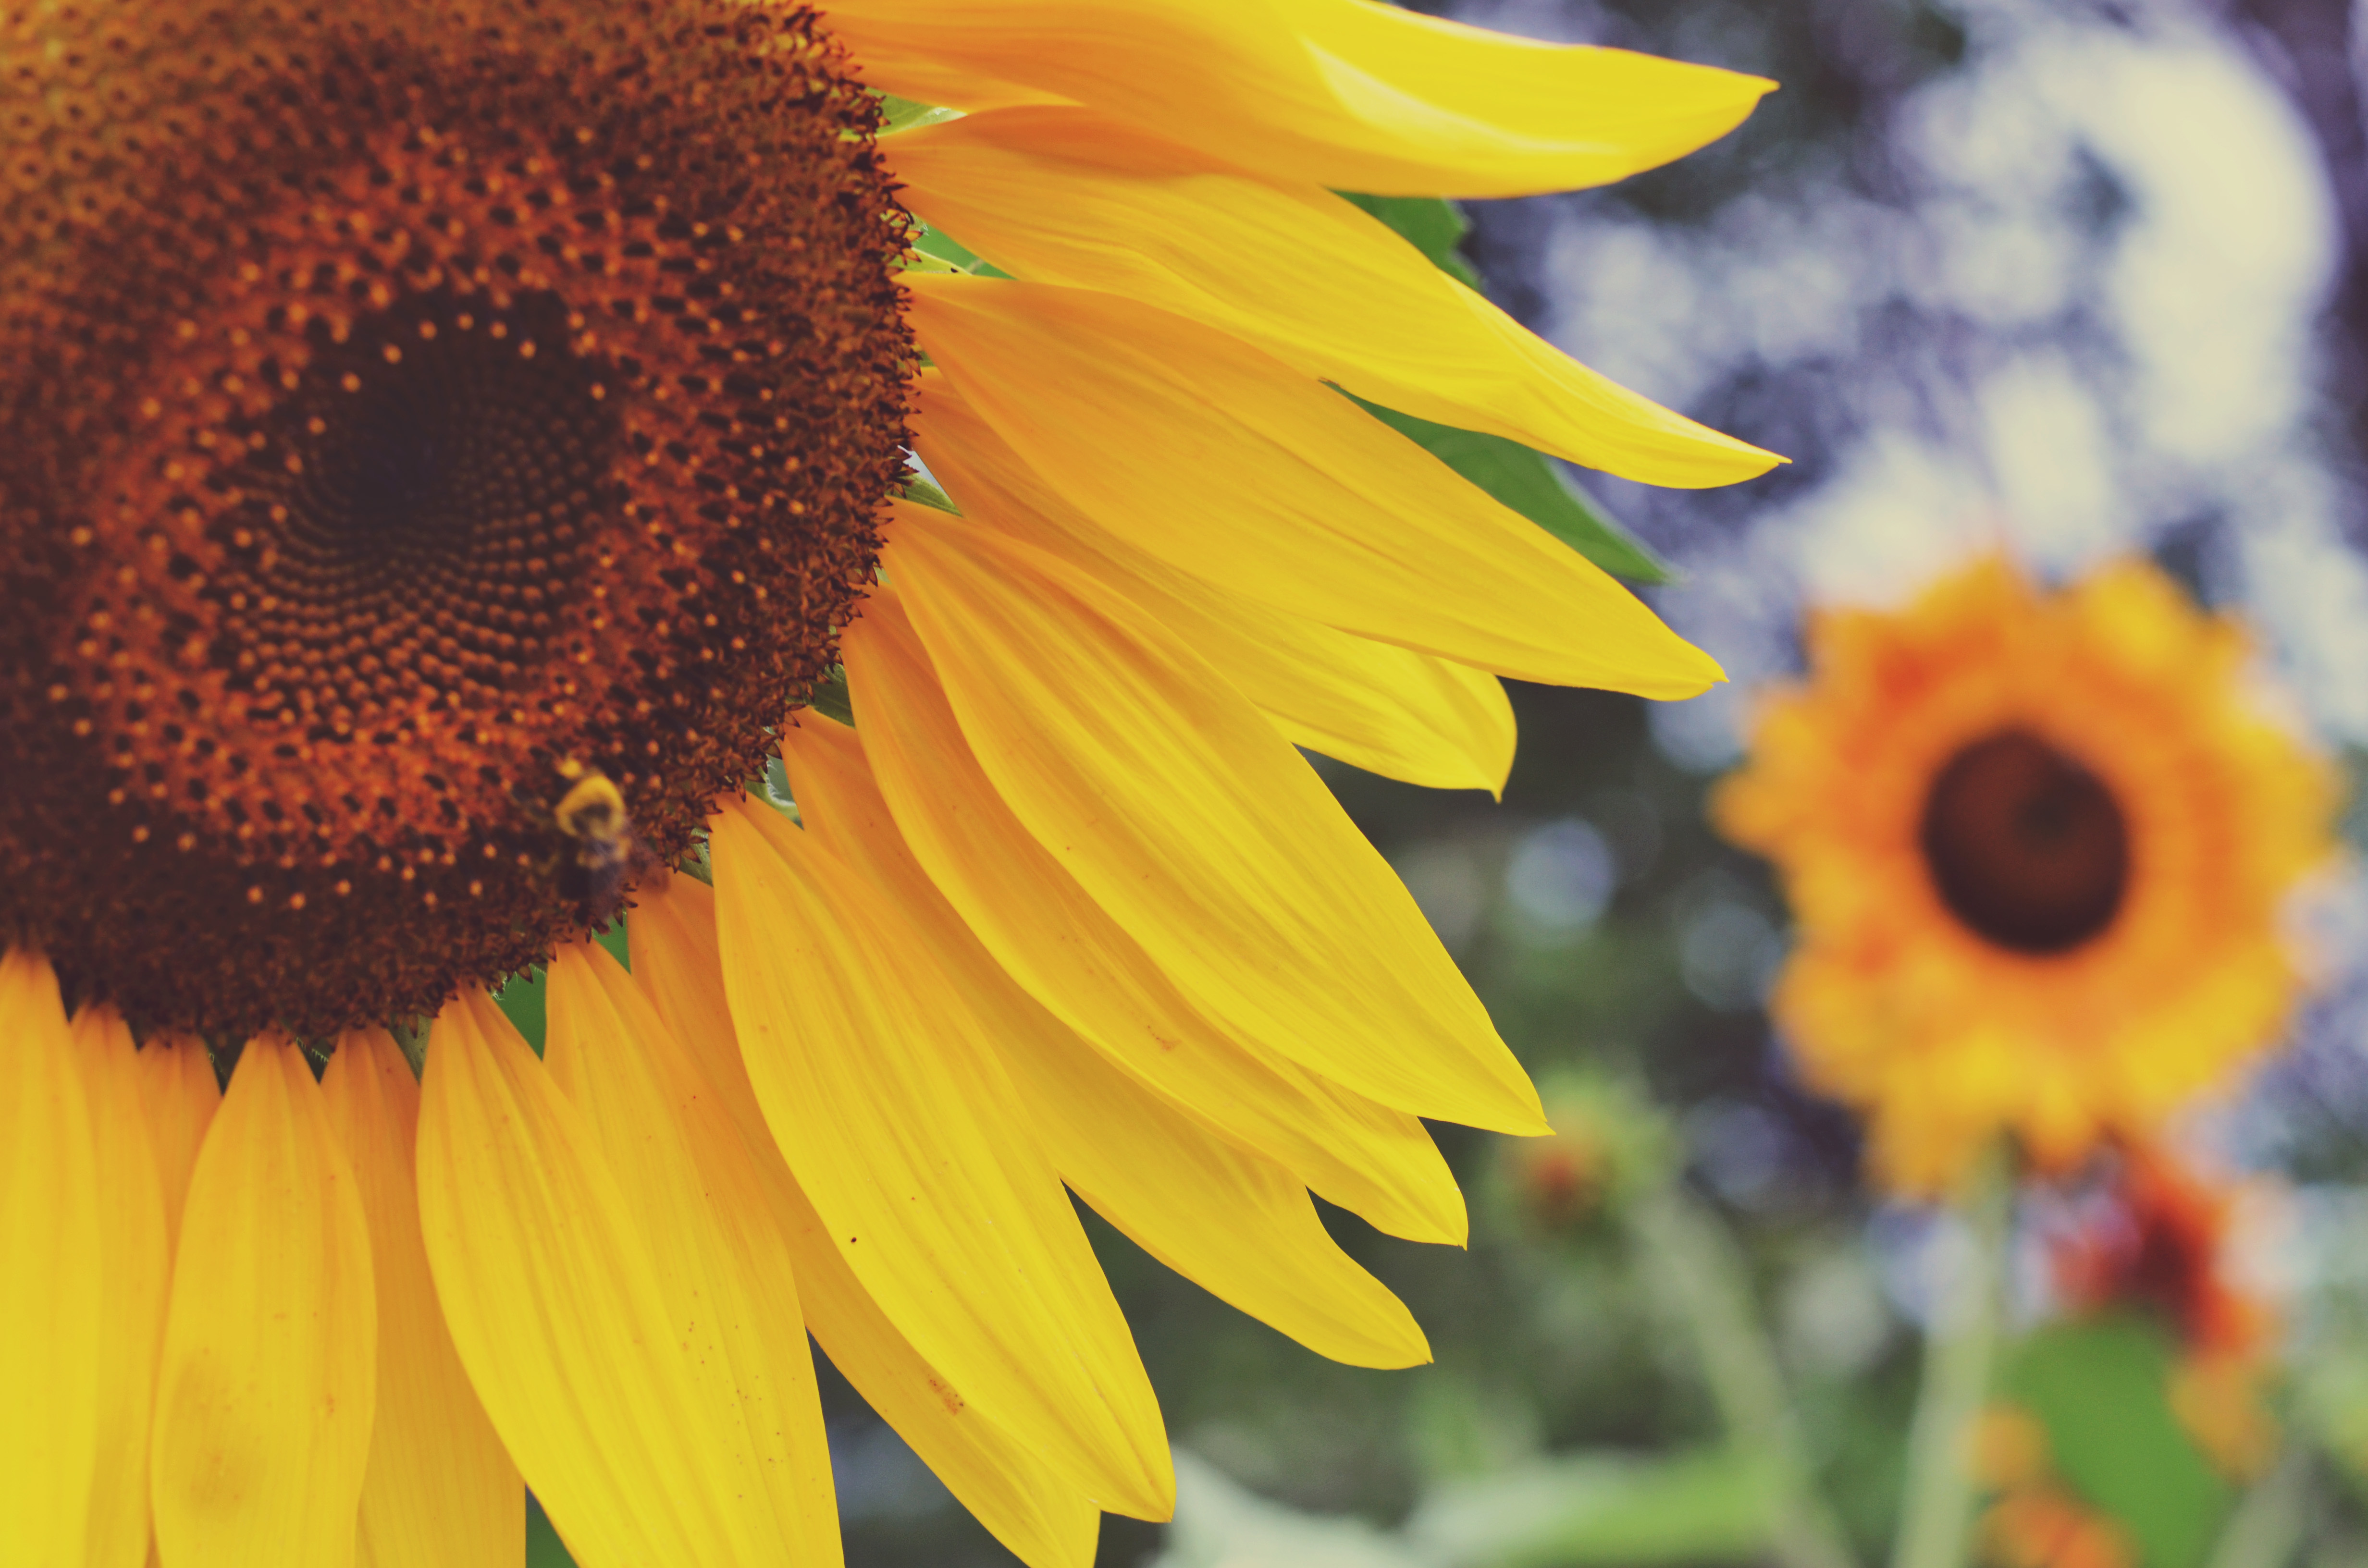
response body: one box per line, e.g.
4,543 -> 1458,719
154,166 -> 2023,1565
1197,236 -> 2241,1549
1997,1319 -> 2233,1568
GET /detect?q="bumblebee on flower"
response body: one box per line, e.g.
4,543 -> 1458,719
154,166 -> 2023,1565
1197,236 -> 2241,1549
0,1 -> 1783,1564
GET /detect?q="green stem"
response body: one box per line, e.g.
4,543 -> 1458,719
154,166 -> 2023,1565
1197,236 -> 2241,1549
2206,1448 -> 2310,1568
1628,1185 -> 1858,1568
1888,1150 -> 2013,1568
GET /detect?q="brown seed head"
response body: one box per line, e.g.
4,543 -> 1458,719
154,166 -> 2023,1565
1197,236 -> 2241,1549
0,0 -> 915,1036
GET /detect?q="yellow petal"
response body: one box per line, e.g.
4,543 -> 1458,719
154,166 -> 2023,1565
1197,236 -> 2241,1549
152,1033 -> 377,1568
541,944 -> 841,1568
71,1005 -> 173,1568
779,717 -> 1432,1370
822,610 -> 1468,1243
320,1028 -> 523,1568
892,110 -> 1776,488
913,374 -> 1514,795
0,950 -> 104,1563
783,1166 -> 1104,1568
837,0 -> 1772,197
877,515 -> 1546,1135
626,874 -> 782,1155
418,988 -> 835,1565
137,1034 -> 222,1260
904,274 -> 1723,696
627,876 -> 1103,1568
710,796 -> 1173,1519
1009,1039 -> 1431,1371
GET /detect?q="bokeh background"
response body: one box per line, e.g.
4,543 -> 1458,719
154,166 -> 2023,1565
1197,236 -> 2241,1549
556,2 -> 2368,1564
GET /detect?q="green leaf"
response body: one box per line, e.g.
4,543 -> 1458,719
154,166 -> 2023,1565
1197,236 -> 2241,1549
1337,192 -> 1483,290
1347,393 -> 1675,585
1999,1315 -> 2235,1568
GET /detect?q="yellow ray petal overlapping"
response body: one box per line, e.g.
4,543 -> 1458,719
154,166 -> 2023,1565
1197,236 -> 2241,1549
905,273 -> 1724,696
152,1034 -> 377,1568
626,877 -> 785,1154
421,989 -> 844,1566
320,1028 -> 523,1568
1002,1027 -> 1435,1371
0,951 -> 106,1564
893,109 -> 1776,488
69,1005 -> 172,1568
137,1034 -> 222,1260
911,385 -> 1515,795
829,0 -> 1771,196
779,714 -> 1433,1369
842,588 -> 1469,1242
627,875 -> 1104,1568
542,945 -> 843,1568
880,514 -> 1546,1134
765,1149 -> 1105,1568
711,797 -> 1173,1519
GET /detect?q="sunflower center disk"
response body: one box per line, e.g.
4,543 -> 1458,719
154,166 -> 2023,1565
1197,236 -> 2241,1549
1918,730 -> 2131,955
0,4 -> 914,1038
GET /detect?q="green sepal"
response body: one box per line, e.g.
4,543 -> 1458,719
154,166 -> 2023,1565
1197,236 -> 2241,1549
804,665 -> 856,726
1347,392 -> 1675,585
493,966 -> 548,1057
389,1018 -> 429,1078
592,916 -> 629,971
759,755 -> 802,822
894,476 -> 961,515
1332,193 -> 1671,584
877,95 -> 960,135
910,222 -> 1012,280
1337,192 -> 1483,290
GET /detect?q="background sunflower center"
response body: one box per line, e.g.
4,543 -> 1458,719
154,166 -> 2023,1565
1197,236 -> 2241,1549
1918,729 -> 2130,955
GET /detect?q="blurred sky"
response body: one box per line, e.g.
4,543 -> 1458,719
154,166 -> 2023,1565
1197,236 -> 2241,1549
1456,0 -> 2368,765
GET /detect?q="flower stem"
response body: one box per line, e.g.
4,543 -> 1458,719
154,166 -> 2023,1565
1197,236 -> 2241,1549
1889,1149 -> 2013,1568
2207,1447 -> 2312,1568
1628,1185 -> 1858,1568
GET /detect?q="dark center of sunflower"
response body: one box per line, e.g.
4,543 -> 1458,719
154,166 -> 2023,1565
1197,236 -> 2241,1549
272,289 -> 612,587
1918,730 -> 2130,955
0,0 -> 915,1038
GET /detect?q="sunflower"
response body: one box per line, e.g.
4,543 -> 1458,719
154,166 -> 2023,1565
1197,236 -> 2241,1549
0,1 -> 1781,1562
1716,558 -> 2337,1196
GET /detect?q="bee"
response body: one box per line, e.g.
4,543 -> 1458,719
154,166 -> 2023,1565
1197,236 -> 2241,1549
552,759 -> 651,925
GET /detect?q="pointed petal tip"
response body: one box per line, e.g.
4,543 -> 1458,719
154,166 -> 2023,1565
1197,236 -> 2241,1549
1624,433 -> 1788,491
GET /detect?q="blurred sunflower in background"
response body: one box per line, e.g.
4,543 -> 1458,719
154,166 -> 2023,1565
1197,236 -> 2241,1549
0,0 -> 1783,1563
1716,558 -> 2338,1195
